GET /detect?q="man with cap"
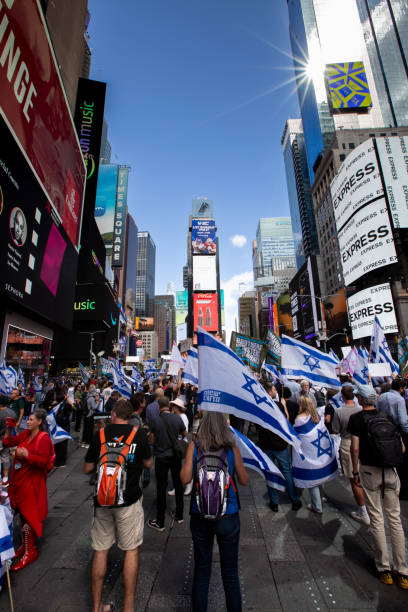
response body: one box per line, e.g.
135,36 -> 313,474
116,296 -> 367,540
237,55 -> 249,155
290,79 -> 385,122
348,384 -> 408,589
332,384 -> 369,525
294,380 -> 317,408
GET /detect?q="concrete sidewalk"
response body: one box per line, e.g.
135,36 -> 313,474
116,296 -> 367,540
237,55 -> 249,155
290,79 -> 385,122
2,444 -> 407,611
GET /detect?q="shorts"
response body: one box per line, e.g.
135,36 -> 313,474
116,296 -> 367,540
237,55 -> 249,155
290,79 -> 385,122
339,439 -> 357,479
91,498 -> 144,551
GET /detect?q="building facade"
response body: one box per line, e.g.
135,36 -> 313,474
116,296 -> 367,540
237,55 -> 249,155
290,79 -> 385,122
253,218 -> 296,292
135,232 -> 156,317
154,294 -> 175,353
139,331 -> 158,360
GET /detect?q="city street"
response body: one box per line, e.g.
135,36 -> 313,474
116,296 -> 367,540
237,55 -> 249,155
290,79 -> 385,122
4,439 -> 407,612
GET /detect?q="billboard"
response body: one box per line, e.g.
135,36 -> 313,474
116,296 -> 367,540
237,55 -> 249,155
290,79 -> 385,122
73,282 -> 119,330
95,165 -> 118,251
193,256 -> 217,291
0,117 -> 78,329
347,283 -> 398,340
326,62 -> 372,110
0,0 -> 85,249
289,257 -> 322,342
330,139 -> 383,229
376,136 -> 408,229
176,323 -> 187,343
192,219 -> 216,254
175,290 -> 188,326
135,317 -> 154,331
192,197 -> 213,218
111,166 -> 129,267
193,293 -> 219,332
230,332 -> 265,370
322,289 -> 347,334
337,200 -> 397,286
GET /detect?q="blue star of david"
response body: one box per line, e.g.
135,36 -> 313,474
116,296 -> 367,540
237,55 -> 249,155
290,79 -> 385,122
311,429 -> 332,458
361,366 -> 369,379
241,373 -> 269,406
303,354 -> 320,372
381,338 -> 388,351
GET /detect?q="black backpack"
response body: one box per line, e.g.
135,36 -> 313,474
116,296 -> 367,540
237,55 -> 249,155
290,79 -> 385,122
364,412 -> 403,467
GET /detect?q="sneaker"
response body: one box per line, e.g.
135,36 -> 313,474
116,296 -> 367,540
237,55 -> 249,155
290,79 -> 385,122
350,510 -> 370,526
378,571 -> 393,585
2,478 -> 9,488
396,574 -> 408,590
167,489 -> 175,496
292,500 -> 302,511
170,511 -> 184,524
184,482 -> 193,496
269,502 -> 279,512
147,519 -> 165,532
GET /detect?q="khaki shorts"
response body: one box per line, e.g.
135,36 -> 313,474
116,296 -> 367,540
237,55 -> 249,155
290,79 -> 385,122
91,498 -> 144,551
339,439 -> 357,479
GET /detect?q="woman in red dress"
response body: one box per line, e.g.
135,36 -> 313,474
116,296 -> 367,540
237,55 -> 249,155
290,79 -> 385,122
2,408 -> 54,571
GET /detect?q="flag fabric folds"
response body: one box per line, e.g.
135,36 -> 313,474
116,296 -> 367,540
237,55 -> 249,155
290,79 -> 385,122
17,366 -> 25,389
46,403 -> 73,444
0,361 -> 13,395
339,347 -> 357,376
0,502 -> 14,582
33,375 -> 42,392
131,366 -> 143,386
78,362 -> 90,385
182,348 -> 198,385
261,360 -> 282,382
281,335 -> 341,389
353,348 -> 369,385
168,342 -> 184,376
292,411 -> 339,488
329,349 -> 339,363
197,327 -> 302,453
369,316 -> 399,375
231,427 -> 286,492
112,364 -> 132,399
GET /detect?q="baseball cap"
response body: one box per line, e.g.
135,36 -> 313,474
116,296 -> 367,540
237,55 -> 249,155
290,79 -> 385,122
355,384 -> 377,403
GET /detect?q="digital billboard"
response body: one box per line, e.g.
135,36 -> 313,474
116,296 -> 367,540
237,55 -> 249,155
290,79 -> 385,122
112,166 -> 129,268
0,0 -> 86,249
95,165 -> 118,252
192,219 -> 216,254
135,317 -> 155,331
192,197 -> 213,218
347,283 -> 397,340
337,200 -> 397,286
193,256 -> 217,291
193,293 -> 219,332
322,289 -> 347,334
326,62 -> 372,110
376,136 -> 408,229
175,290 -> 188,326
73,282 -> 119,330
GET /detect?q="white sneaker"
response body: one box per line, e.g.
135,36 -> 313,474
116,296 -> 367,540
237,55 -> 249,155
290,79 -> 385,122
184,481 -> 193,496
350,510 -> 370,526
167,489 -> 175,496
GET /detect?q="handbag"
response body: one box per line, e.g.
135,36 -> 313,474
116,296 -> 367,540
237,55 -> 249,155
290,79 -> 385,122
160,413 -> 188,459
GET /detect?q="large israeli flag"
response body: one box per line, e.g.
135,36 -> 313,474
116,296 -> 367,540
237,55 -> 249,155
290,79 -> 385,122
369,316 -> 399,375
231,427 -> 286,492
0,361 -> 12,395
292,412 -> 339,488
46,403 -> 73,444
131,366 -> 143,386
281,335 -> 341,389
353,348 -> 369,385
198,327 -> 302,452
78,362 -> 90,385
112,364 -> 132,399
33,375 -> 42,392
182,347 -> 198,385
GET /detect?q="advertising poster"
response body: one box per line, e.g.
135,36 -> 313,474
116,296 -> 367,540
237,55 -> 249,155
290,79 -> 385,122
192,197 -> 214,218
376,136 -> 408,229
94,165 -> 118,251
175,290 -> 188,326
192,219 -> 216,254
265,329 -> 281,365
330,139 -> 383,229
0,0 -> 85,250
193,256 -> 217,291
230,332 -> 265,370
326,62 -> 372,110
337,200 -> 397,286
135,317 -> 155,331
176,323 -> 187,344
193,293 -> 219,332
347,283 -> 397,340
322,289 -> 347,333
111,166 -> 129,267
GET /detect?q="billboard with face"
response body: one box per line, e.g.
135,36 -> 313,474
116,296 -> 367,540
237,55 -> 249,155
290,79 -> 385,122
192,219 -> 216,254
193,293 -> 219,332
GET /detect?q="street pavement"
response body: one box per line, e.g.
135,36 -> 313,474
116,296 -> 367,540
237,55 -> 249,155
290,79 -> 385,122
2,441 -> 407,612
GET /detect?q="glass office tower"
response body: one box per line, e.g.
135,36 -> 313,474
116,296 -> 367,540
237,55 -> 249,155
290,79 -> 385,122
135,231 -> 156,317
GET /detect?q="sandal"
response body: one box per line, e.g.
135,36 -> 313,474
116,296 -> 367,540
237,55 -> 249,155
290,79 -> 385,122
307,504 -> 322,515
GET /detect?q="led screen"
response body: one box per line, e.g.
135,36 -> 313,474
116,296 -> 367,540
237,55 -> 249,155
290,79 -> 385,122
193,256 -> 217,291
193,293 -> 219,332
94,165 -> 119,252
326,62 -> 372,110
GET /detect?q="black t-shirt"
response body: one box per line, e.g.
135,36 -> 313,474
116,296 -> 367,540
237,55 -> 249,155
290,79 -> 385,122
285,399 -> 299,425
149,412 -> 186,458
324,404 -> 335,434
85,424 -> 151,506
257,401 -> 288,451
347,409 -> 383,467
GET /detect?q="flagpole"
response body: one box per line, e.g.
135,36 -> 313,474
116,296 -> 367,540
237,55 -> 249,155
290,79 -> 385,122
5,562 -> 14,612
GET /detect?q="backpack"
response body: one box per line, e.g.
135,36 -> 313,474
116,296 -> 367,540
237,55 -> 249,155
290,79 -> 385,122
363,412 -> 403,467
193,445 -> 238,520
33,432 -> 55,474
95,427 -> 138,507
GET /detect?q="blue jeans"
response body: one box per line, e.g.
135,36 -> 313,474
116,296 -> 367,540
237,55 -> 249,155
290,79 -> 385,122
308,485 -> 322,512
265,448 -> 299,505
190,513 -> 242,612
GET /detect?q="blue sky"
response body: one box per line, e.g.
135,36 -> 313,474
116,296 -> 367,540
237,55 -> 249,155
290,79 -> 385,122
88,0 -> 301,337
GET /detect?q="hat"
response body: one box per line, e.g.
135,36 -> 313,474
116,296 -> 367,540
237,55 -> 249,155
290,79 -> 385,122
170,397 -> 186,411
355,384 -> 377,403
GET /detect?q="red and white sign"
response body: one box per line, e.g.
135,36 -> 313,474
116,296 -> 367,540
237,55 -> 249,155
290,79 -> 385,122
193,293 -> 218,332
0,0 -> 85,249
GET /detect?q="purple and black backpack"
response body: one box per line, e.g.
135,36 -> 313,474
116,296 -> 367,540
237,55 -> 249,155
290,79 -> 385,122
194,445 -> 232,520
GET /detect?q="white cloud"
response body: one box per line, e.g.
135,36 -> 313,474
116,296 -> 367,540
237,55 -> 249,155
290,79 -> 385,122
230,234 -> 247,248
221,271 -> 253,345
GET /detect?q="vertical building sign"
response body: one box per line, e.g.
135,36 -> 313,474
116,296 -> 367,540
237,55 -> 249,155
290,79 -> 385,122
112,167 -> 129,268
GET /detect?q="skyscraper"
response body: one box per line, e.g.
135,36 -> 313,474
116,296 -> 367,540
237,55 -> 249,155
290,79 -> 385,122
135,232 -> 156,317
281,119 -> 319,269
253,218 -> 296,288
154,294 -> 176,351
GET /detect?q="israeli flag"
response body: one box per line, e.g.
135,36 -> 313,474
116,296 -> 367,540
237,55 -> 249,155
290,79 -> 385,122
182,348 -> 198,385
281,335 -> 341,389
0,361 -> 12,395
33,375 -> 42,392
17,366 -> 25,390
292,412 -> 339,488
131,366 -> 143,386
197,327 -> 302,453
78,362 -> 90,385
261,360 -> 282,382
369,316 -> 399,375
0,503 -> 14,582
339,347 -> 357,376
111,364 -> 132,399
46,403 -> 73,444
231,427 -> 286,491
160,360 -> 168,374
353,348 -> 369,385
328,391 -> 344,410
329,349 -> 339,363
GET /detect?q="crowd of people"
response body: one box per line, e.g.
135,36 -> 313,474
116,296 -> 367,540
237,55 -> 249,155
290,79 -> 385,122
0,364 -> 407,611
